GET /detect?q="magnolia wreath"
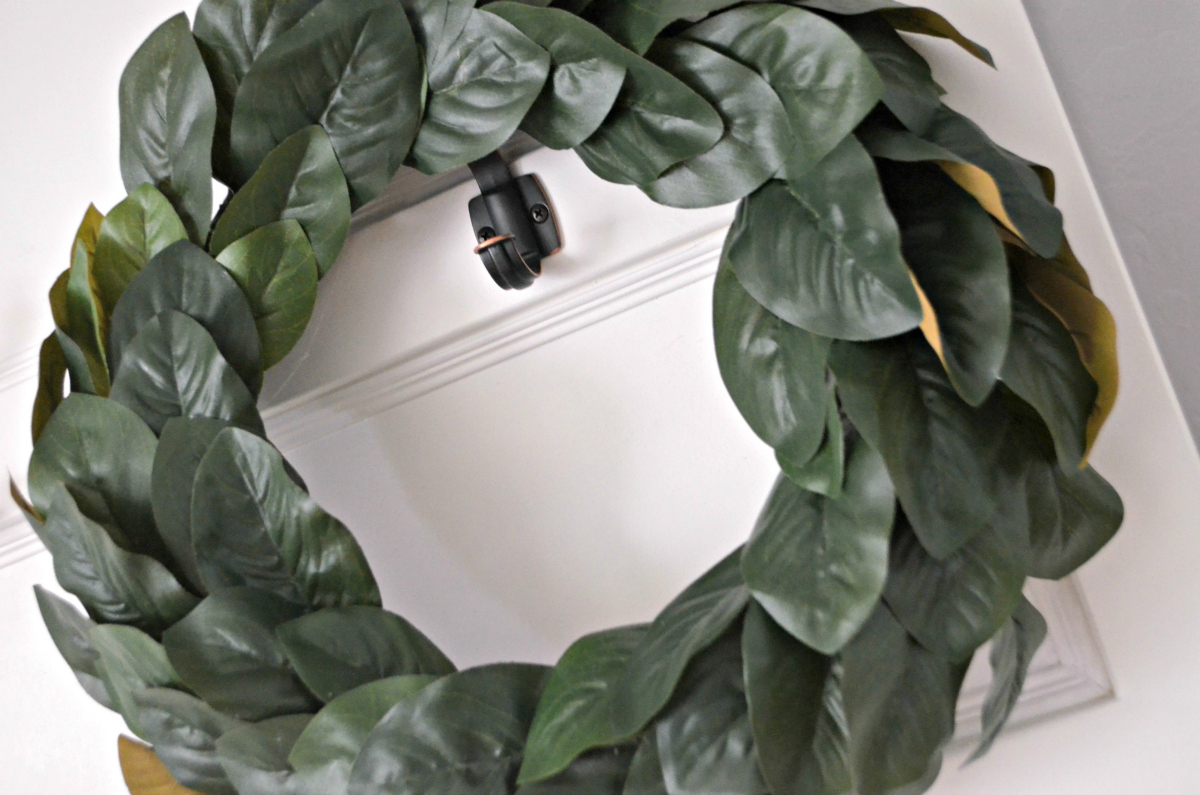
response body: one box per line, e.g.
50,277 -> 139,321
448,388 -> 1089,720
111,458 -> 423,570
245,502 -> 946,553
14,1 -> 1125,794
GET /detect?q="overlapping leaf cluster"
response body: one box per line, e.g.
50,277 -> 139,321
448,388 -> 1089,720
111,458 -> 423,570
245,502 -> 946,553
19,1 -> 1124,794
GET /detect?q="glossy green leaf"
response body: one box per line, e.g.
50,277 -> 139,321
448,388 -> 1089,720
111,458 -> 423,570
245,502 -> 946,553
119,14 -> 216,243
399,0 -> 473,72
230,0 -> 424,205
725,144 -> 920,341
713,266 -> 831,469
836,14 -> 943,135
276,606 -> 454,702
796,2 -> 994,66
410,9 -> 551,174
32,333 -> 67,443
777,395 -> 845,498
90,624 -> 185,740
110,311 -> 263,436
622,735 -> 669,795
681,4 -> 883,177
829,333 -> 1007,559
519,624 -> 649,783
134,687 -> 246,795
641,39 -> 789,208
289,675 -> 438,795
217,714 -> 313,795
110,240 -> 263,396
610,549 -> 749,741
163,586 -> 320,720
581,0 -> 738,55
742,439 -> 895,655
968,596 -> 1046,762
517,749 -> 635,795
210,125 -> 351,277
216,219 -> 319,369
486,3 -> 627,150
347,663 -> 550,795
192,427 -> 380,607
93,184 -> 189,318
878,160 -> 1010,407
33,585 -> 114,709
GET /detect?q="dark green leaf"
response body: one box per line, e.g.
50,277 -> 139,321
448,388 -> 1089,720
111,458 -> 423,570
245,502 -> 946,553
32,332 -> 68,443
622,735 -> 668,795
399,0 -> 473,72
581,0 -> 738,55
33,585 -> 114,709
742,439 -> 894,655
134,687 -> 246,795
61,213 -> 111,395
56,329 -> 99,396
347,663 -> 550,795
1025,446 -> 1123,580
795,2 -> 994,66
215,219 -> 319,370
777,394 -> 845,498
110,240 -> 263,397
969,596 -> 1046,762
192,427 -> 380,608
641,39 -> 789,208
836,14 -> 943,135
217,714 -> 313,795
519,624 -> 648,783
94,184 -> 189,318
90,624 -> 185,740
119,14 -> 217,243
230,0 -> 424,205
517,748 -> 636,795
163,586 -> 320,720
210,125 -> 351,277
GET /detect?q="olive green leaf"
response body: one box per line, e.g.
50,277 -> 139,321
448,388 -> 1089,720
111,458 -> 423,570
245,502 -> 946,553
33,585 -> 114,709
110,311 -> 264,436
119,14 -> 217,244
839,604 -> 966,795
968,596 -> 1046,762
878,161 -> 1010,407
110,240 -> 263,396
681,4 -> 883,178
94,185 -> 189,317
58,206 -> 111,395
32,333 -> 67,443
835,15 -> 943,135
134,687 -> 246,795
347,664 -> 551,795
210,126 -> 350,277
713,265 -> 832,470
486,3 -> 628,150
622,735 -> 668,795
216,714 -> 313,795
276,606 -> 455,703
777,394 -> 845,498
410,9 -> 551,174
641,40 -> 790,208
289,675 -> 438,795
580,0 -> 739,55
191,427 -> 380,608
741,602 -> 832,795
655,628 -> 767,795
742,439 -> 895,655
829,333 -> 1007,559
724,143 -> 920,341
216,219 -> 319,370
90,624 -> 185,740
518,624 -> 649,783
796,2 -> 994,66
230,0 -> 424,206
517,749 -> 635,795
162,586 -> 320,720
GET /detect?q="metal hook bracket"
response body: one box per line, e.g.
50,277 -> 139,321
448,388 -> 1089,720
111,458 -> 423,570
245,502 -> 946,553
467,152 -> 561,290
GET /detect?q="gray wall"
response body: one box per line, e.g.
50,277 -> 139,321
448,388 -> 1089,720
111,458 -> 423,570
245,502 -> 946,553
1022,1 -> 1200,443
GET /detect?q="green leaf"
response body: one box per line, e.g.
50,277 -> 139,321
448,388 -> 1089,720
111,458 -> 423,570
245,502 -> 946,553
795,2 -> 994,66
609,549 -> 749,741
713,265 -> 831,470
276,606 -> 455,702
518,624 -> 648,783
580,0 -> 739,55
725,144 -> 920,341
517,749 -> 635,795
776,394 -> 845,498
216,219 -> 319,370
32,333 -> 68,443
347,663 -> 550,795
486,3 -> 628,150
741,602 -> 831,795
33,585 -> 114,709
210,126 -> 350,277
878,160 -> 1010,406
61,208 -> 111,396
110,240 -> 263,397
399,0 -> 473,72
681,4 -> 883,178
90,624 -> 185,740
230,0 -> 424,206
969,596 -> 1046,762
410,9 -> 551,174
94,185 -> 189,318
742,439 -> 895,655
622,734 -> 668,795
134,687 -> 246,795
162,586 -> 320,720
829,333 -> 1008,559
216,714 -> 313,795
119,14 -> 217,243
289,675 -> 438,795
192,427 -> 380,608
110,311 -> 263,436
55,329 -> 99,396
839,604 -> 966,795
836,15 -> 943,135
641,40 -> 789,208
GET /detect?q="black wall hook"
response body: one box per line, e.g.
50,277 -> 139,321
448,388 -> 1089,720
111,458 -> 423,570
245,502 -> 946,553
467,152 -> 561,290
